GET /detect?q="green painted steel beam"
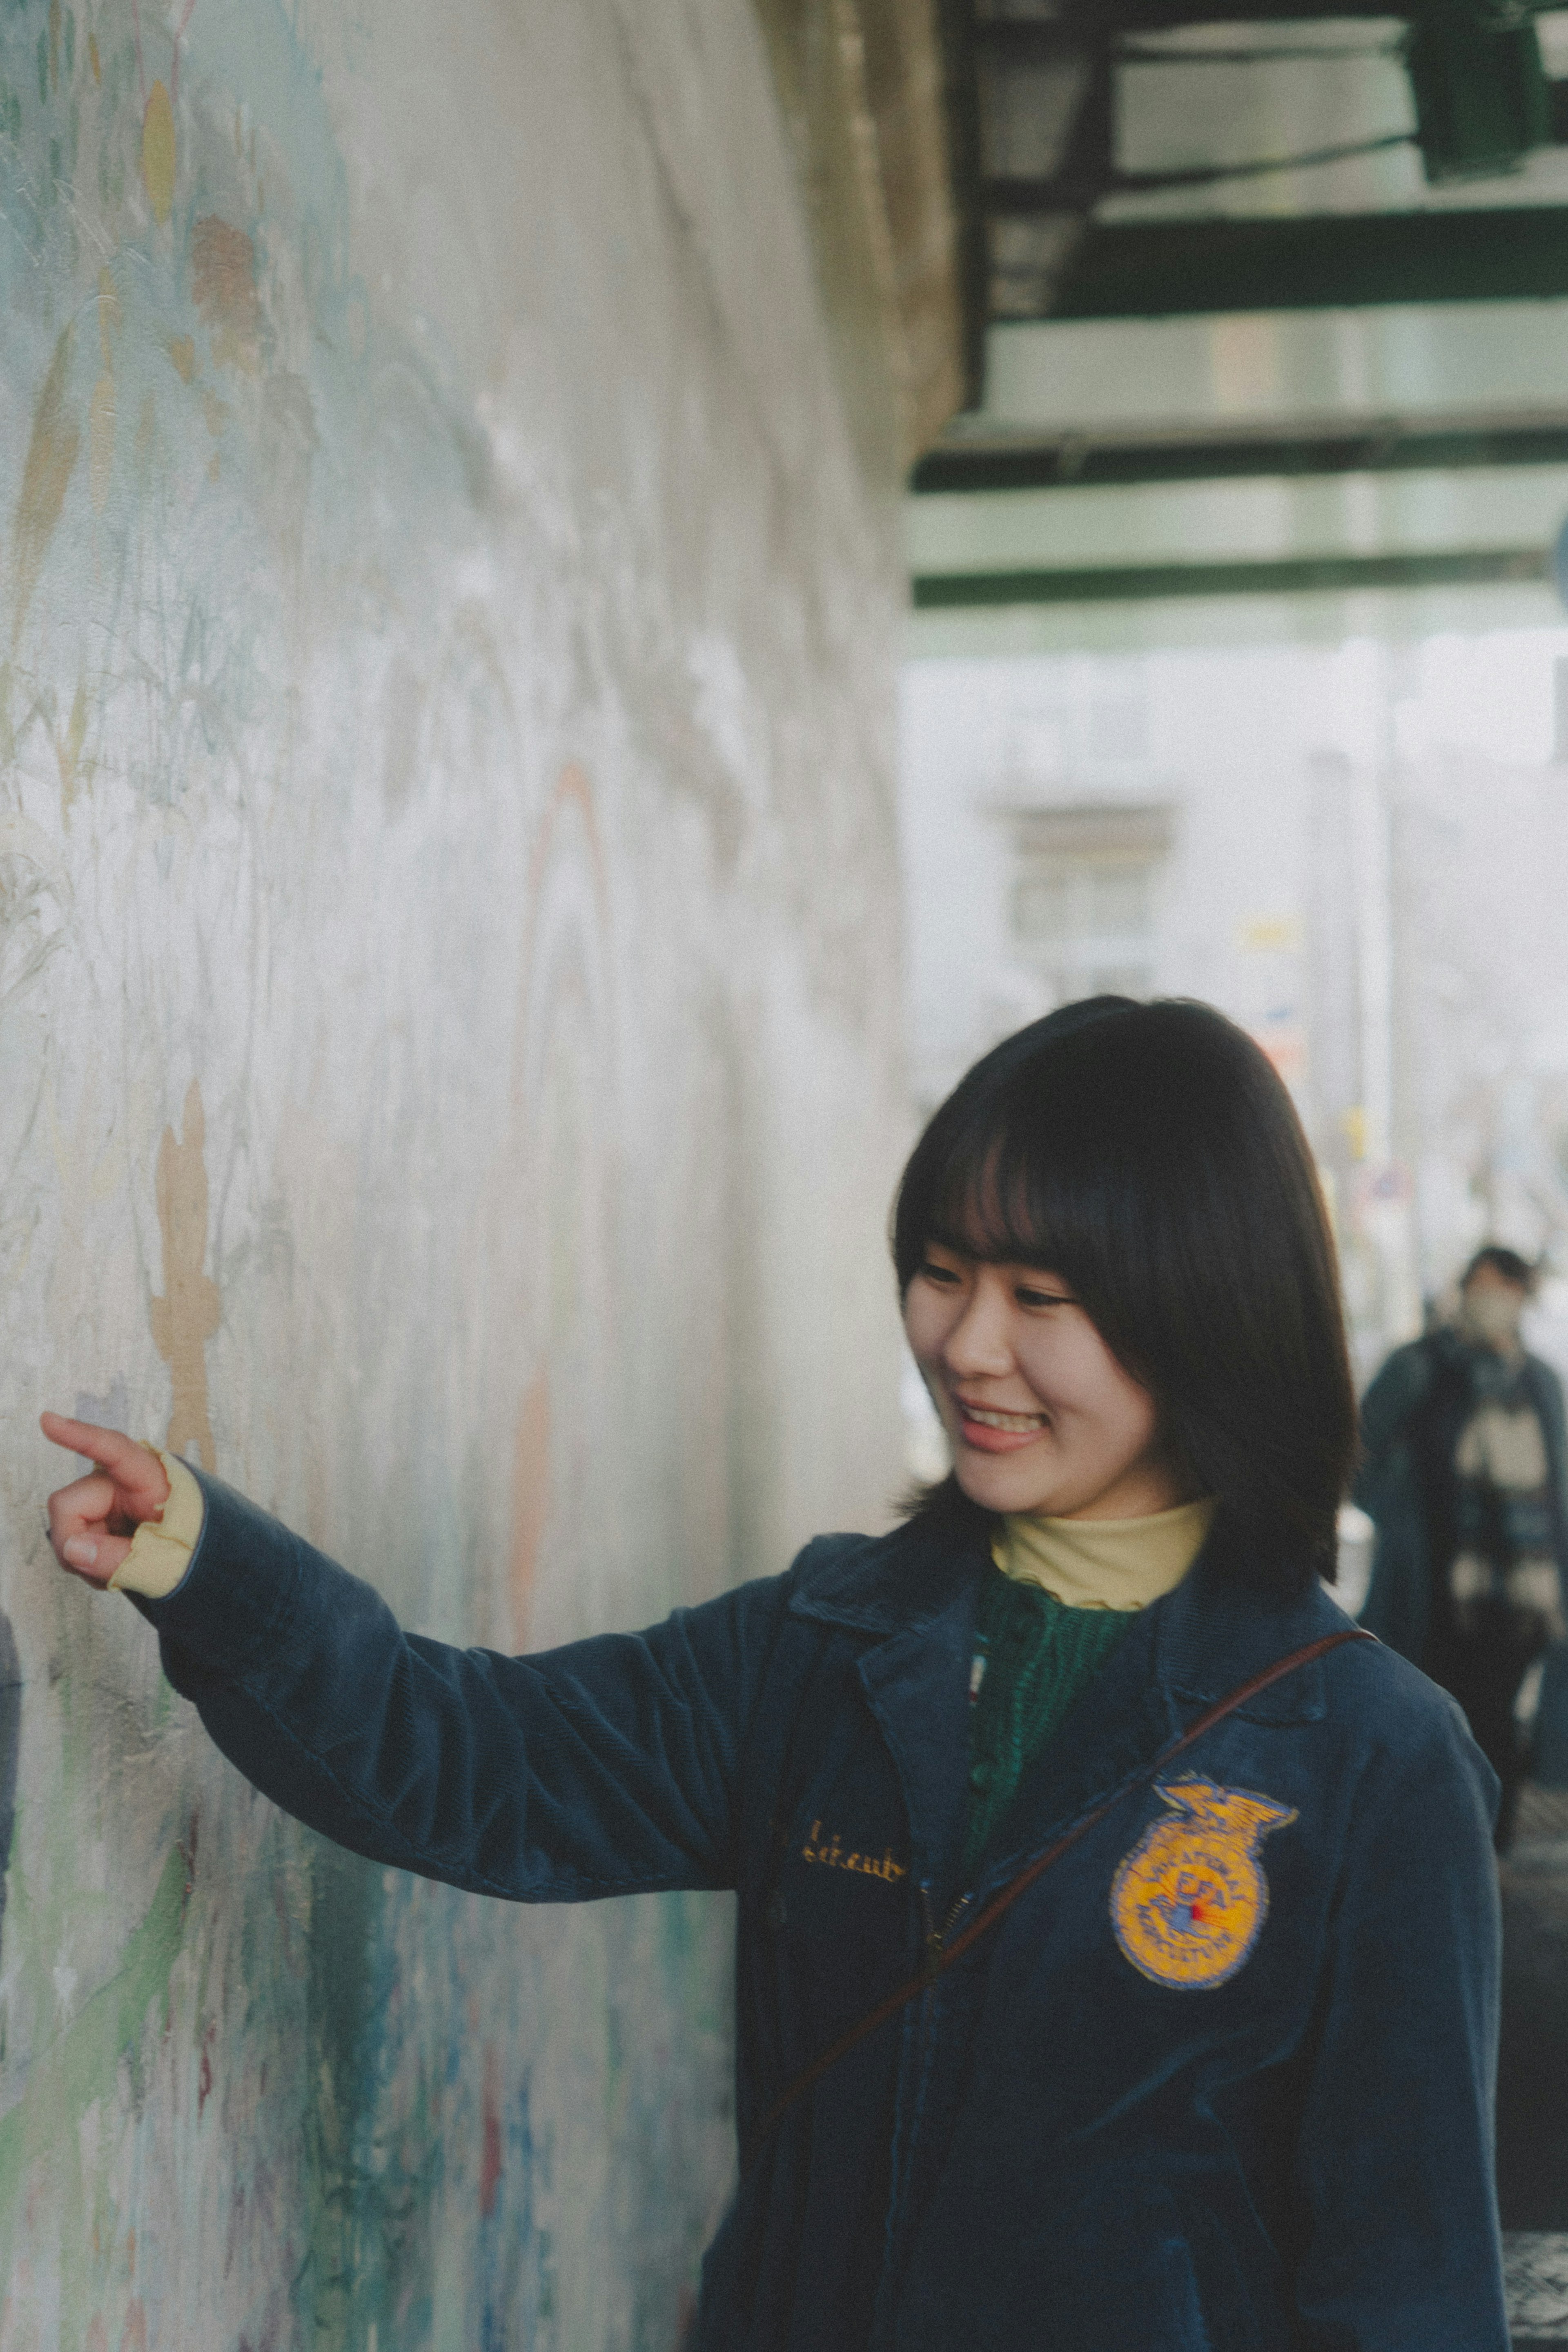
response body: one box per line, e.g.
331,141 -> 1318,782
911,547 -> 1551,606
910,418 -> 1568,492
1039,209 -> 1568,318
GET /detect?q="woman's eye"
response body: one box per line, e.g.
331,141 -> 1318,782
920,1259 -> 962,1286
1016,1285 -> 1074,1309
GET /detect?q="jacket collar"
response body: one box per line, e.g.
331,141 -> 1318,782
789,1514 -> 987,1892
1149,1548 -> 1343,1724
788,1513 -> 1350,1899
789,1512 -> 1343,1723
787,1510 -> 988,1634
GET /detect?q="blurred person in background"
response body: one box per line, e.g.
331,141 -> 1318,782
1357,1246 -> 1568,1850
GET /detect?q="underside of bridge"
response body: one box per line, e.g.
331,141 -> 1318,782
829,0 -> 1568,630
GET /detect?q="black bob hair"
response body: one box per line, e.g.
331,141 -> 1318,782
892,997 -> 1357,1598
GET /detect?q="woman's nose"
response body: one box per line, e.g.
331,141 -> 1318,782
942,1279 -> 1013,1377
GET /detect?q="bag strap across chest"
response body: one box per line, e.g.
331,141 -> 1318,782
741,1624 -> 1375,2175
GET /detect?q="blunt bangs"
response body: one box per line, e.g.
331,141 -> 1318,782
893,997 -> 1357,1596
910,1119 -> 1127,1335
894,997 -> 1168,1365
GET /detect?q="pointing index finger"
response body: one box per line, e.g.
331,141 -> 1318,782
40,1412 -> 152,1477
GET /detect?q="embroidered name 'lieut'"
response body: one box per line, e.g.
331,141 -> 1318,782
802,1821 -> 907,1882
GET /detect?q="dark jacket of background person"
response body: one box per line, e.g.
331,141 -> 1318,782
1355,1324 -> 1568,1783
139,1472 -> 1506,2352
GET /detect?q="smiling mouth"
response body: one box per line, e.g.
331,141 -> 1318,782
960,1405 -> 1047,1434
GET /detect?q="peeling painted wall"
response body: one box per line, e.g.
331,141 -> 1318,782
0,1 -> 909,2341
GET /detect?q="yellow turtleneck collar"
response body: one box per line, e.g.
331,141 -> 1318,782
991,1496 -> 1216,1614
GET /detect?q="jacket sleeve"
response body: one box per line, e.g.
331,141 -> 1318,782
1352,1343 -> 1437,1662
1531,1354 -> 1568,1532
1353,1341 -> 1434,1496
134,1470 -> 790,1902
1291,1690 -> 1507,2351
1523,1356 -> 1568,1785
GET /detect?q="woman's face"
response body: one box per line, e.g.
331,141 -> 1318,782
903,1240 -> 1185,1520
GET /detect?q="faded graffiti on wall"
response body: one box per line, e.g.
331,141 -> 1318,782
0,0 -> 906,2341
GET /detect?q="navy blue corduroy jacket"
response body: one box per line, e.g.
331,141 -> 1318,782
136,1475 -> 1507,2352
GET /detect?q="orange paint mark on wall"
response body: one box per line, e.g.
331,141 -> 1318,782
525,762 -> 610,939
142,81 -> 175,226
191,216 -> 260,372
510,1371 -> 551,1648
148,1080 -> 221,1472
511,762 -> 613,1117
11,324 -> 80,645
166,337 -> 196,384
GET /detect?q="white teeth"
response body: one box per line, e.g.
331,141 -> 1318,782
965,1407 -> 1045,1433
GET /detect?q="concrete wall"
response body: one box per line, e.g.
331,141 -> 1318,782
0,1 -> 909,2341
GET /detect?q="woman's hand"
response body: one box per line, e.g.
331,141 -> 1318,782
40,1413 -> 171,1587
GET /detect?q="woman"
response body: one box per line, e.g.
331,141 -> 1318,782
43,997 -> 1506,2351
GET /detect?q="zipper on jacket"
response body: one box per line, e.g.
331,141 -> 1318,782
906,1884 -> 975,2176
919,1884 -> 972,1984
883,1881 -> 977,2330
916,1882 -> 939,1985
908,1884 -> 951,2154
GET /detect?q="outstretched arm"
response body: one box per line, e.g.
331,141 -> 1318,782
41,1415 -> 782,1904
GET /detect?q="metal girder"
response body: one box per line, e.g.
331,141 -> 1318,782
935,0 -> 989,408
911,547 -> 1550,606
1063,2 -> 1414,20
911,413 -> 1568,492
1040,208 -> 1568,317
955,4 -> 1568,343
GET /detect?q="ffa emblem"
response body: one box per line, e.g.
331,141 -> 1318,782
1110,1779 -> 1297,1990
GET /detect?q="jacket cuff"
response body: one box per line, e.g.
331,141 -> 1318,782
109,1447 -> 206,1599
130,1469 -> 306,1674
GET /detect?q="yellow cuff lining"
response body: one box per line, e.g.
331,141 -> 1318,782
109,1447 -> 206,1600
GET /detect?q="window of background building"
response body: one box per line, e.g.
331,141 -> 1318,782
1002,803 -> 1175,1003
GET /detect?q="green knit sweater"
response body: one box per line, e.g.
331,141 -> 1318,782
962,1564 -> 1136,1879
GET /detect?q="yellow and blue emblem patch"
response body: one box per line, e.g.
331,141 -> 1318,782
1110,1778 -> 1298,1990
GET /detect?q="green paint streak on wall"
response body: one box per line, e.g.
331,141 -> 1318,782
0,1840 -> 187,2243
303,1839 -> 387,2350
